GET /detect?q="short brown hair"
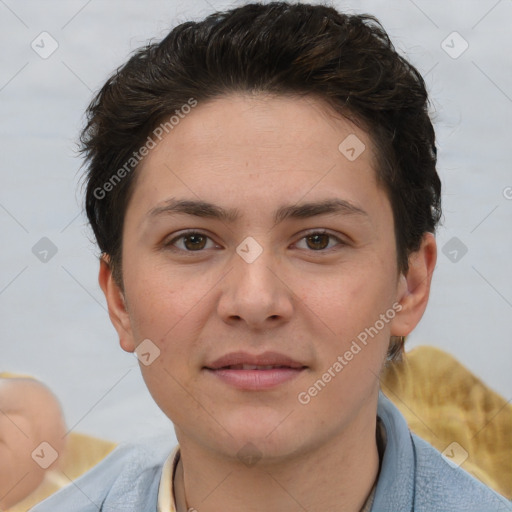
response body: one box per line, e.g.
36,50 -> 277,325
80,1 -> 442,359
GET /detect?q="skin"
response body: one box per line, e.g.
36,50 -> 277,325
100,93 -> 436,512
0,378 -> 66,510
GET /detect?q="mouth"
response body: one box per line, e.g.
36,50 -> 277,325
214,364 -> 302,370
204,351 -> 306,370
204,352 -> 307,390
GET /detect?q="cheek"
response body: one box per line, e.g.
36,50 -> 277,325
122,263 -> 212,387
297,263 -> 396,344
123,258 -> 205,341
296,274 -> 392,411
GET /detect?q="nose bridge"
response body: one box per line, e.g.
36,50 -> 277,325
217,235 -> 292,327
234,235 -> 280,302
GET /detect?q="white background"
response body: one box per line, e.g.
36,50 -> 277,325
1,0 -> 511,444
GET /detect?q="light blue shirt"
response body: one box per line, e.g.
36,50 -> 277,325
30,392 -> 512,511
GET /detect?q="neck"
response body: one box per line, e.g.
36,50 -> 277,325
174,408 -> 380,512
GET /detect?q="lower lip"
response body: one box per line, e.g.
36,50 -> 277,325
205,367 -> 306,390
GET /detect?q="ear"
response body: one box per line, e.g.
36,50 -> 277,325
98,255 -> 136,353
390,232 -> 437,337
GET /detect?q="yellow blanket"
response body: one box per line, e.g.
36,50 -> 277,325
3,346 -> 511,510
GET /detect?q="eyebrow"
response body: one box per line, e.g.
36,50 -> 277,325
146,197 -> 368,226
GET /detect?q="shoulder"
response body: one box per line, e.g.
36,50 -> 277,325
374,392 -> 512,512
29,434 -> 175,512
411,433 -> 512,512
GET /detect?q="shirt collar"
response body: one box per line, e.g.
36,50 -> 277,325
372,391 -> 416,511
157,444 -> 180,512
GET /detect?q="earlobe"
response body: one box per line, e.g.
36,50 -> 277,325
98,255 -> 136,353
390,232 -> 437,337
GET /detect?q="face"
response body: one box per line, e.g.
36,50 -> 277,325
101,93 -> 434,463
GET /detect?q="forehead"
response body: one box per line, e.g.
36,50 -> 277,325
127,93 -> 390,227
148,93 -> 377,167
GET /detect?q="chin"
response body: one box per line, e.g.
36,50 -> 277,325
222,412 -> 301,451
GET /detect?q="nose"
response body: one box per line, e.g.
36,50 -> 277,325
216,239 -> 294,330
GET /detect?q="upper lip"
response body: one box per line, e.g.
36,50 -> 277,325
204,351 -> 306,370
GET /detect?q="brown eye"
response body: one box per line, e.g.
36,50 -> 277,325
182,233 -> 207,250
295,230 -> 345,252
165,231 -> 215,252
305,233 -> 330,250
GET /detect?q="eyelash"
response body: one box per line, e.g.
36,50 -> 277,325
163,229 -> 346,254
